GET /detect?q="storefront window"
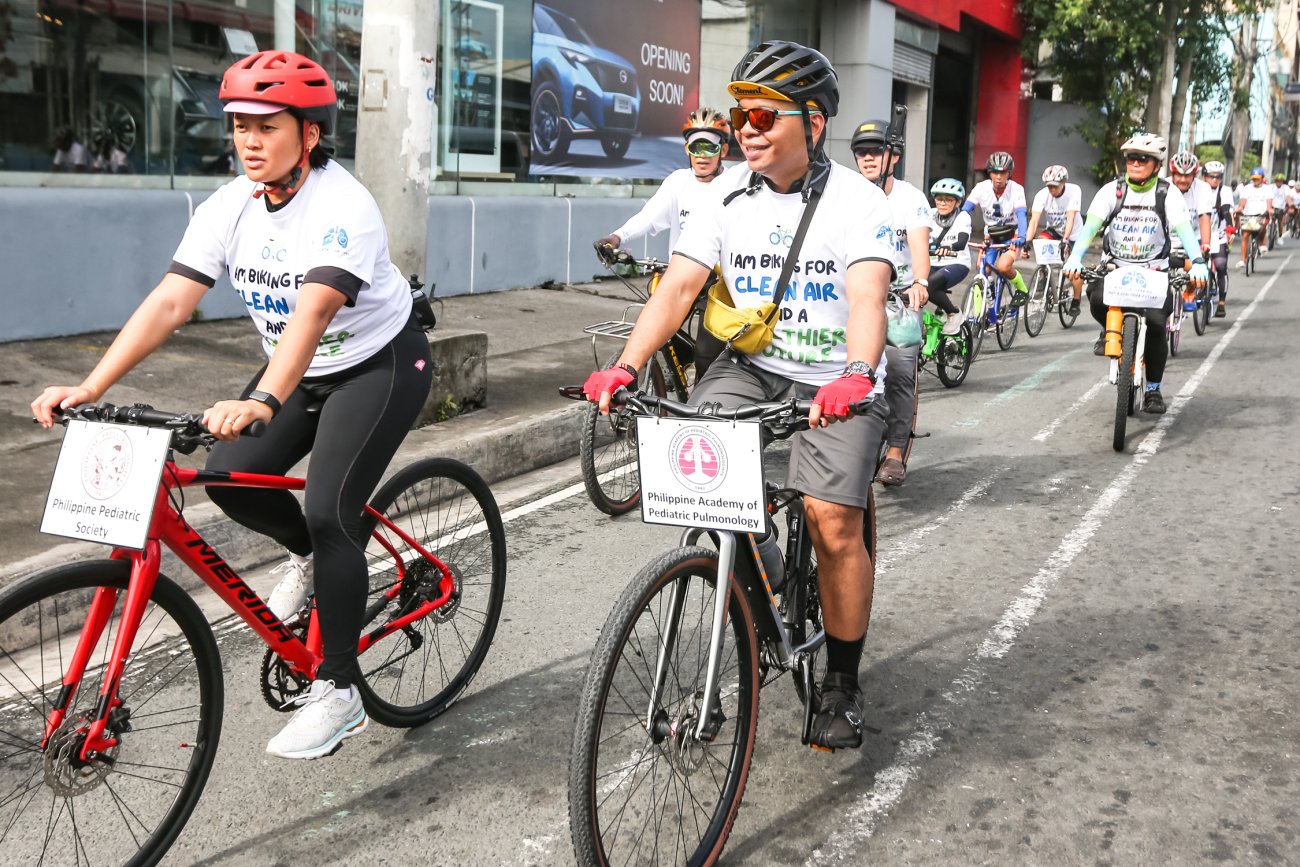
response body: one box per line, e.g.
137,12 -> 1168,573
0,1 -> 363,183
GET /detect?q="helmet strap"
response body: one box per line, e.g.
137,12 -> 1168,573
251,121 -> 314,201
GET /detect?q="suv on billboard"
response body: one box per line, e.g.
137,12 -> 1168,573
530,3 -> 639,160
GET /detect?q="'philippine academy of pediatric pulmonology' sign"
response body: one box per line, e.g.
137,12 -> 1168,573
637,418 -> 765,533
41,420 -> 172,550
529,0 -> 702,179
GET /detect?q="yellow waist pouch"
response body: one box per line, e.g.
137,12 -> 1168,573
702,280 -> 779,355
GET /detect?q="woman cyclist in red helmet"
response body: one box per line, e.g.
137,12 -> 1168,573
32,51 -> 432,760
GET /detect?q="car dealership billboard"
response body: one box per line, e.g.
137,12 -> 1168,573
529,0 -> 702,179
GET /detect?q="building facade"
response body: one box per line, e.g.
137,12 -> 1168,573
0,0 -> 1027,340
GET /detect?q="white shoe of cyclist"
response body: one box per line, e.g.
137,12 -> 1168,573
266,680 -> 368,760
1234,260 -> 1243,269
941,312 -> 964,336
266,554 -> 314,622
1260,245 -> 1268,254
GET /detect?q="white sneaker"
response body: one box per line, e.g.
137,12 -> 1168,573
266,680 -> 368,759
1234,260 -> 1244,269
267,556 -> 314,622
941,312 -> 964,335
1260,245 -> 1268,254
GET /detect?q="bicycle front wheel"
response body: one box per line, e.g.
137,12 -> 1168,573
995,280 -> 1019,349
1193,283 -> 1210,335
1113,315 -> 1139,452
1024,266 -> 1050,337
0,561 -> 223,867
569,546 -> 760,867
937,322 -> 973,387
355,457 -> 507,727
580,352 -> 668,516
1057,271 -> 1080,329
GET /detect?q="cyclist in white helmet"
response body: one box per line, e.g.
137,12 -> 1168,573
1168,150 -> 1214,259
1200,160 -> 1234,317
1062,132 -> 1208,414
1026,164 -> 1084,315
926,177 -> 972,335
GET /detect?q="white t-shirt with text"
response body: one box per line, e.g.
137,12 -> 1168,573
172,162 -> 411,376
1085,179 -> 1191,267
1030,183 -> 1083,240
885,179 -> 931,286
675,161 -> 896,388
967,178 -> 1027,232
927,209 -> 972,268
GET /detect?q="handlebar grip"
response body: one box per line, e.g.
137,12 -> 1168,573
558,385 -> 586,401
243,419 -> 267,438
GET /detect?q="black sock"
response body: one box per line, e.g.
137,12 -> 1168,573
824,632 -> 865,679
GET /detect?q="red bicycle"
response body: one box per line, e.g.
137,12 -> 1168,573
0,403 -> 506,866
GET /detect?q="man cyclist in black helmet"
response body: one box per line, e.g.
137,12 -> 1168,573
584,41 -> 896,751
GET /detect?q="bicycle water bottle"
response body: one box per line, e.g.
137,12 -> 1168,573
1104,308 -> 1123,357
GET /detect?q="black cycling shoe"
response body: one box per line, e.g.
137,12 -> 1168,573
1142,389 -> 1167,414
1093,333 -> 1106,356
1069,299 -> 1081,316
809,672 -> 864,751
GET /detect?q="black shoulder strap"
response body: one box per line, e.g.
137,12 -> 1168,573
932,214 -> 955,248
762,186 -> 823,327
1100,178 -> 1172,259
722,172 -> 762,207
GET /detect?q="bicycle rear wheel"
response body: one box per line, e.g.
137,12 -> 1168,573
937,322 -> 973,387
1168,300 -> 1183,357
355,457 -> 506,728
569,546 -> 759,867
1057,271 -> 1080,329
1113,315 -> 1138,452
580,352 -> 668,516
0,562 -> 223,867
1024,266 -> 1050,337
995,280 -> 1019,350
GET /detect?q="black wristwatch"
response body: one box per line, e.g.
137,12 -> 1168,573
842,360 -> 877,381
247,389 -> 282,416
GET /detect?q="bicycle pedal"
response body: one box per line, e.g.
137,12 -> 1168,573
808,743 -> 835,754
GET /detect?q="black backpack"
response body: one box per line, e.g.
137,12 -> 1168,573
1100,178 -> 1171,260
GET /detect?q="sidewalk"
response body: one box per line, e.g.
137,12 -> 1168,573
0,282 -> 643,590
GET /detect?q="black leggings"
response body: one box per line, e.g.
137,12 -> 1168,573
206,325 -> 432,687
926,264 -> 968,314
1211,242 -> 1229,300
1086,280 -> 1173,384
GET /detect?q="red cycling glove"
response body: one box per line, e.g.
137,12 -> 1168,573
811,373 -> 875,420
582,364 -> 635,402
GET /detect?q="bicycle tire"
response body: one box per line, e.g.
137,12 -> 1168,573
568,546 -> 760,867
995,280 -> 1019,350
1113,315 -> 1138,452
579,352 -> 668,516
354,457 -> 506,728
1193,283 -> 1210,335
1168,305 -> 1182,358
1246,237 -> 1256,276
1057,271 -> 1080,329
961,278 -> 987,361
0,561 -> 223,867
936,322 -> 973,387
1024,266 -> 1050,337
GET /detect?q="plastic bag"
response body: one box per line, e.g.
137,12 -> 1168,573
885,292 -> 923,348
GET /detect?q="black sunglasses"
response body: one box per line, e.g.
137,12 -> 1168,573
728,106 -> 812,133
852,145 -> 886,158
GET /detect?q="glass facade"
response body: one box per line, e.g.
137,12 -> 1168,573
0,0 -> 362,184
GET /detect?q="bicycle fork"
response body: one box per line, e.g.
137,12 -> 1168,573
1105,309 -> 1147,387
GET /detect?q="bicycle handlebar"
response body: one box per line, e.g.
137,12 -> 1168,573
558,386 -> 874,441
51,403 -> 265,454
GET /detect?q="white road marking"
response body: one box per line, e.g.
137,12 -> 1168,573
1032,377 -> 1107,442
808,259 -> 1288,864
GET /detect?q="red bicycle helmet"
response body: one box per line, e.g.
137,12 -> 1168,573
221,51 -> 337,135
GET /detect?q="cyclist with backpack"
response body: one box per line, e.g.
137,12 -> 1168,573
584,40 -> 896,750
926,178 -> 973,334
31,51 -> 432,760
1062,133 -> 1208,414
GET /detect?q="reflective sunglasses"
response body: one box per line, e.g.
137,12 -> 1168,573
685,138 -> 723,157
1124,153 -> 1157,165
729,106 -> 812,133
852,145 -> 886,158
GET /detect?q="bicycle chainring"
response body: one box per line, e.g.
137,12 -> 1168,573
260,621 -> 311,712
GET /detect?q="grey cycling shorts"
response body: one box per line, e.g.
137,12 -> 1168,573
689,352 -> 887,511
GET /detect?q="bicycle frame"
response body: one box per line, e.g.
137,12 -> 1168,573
48,457 -> 455,762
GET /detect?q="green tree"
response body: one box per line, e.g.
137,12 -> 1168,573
1020,0 -> 1164,182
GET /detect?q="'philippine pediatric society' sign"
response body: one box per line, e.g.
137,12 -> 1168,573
637,418 -> 765,533
41,420 -> 172,550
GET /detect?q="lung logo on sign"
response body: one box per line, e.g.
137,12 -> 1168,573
670,426 -> 728,492
81,427 -> 133,500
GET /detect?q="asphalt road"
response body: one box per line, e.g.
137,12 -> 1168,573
9,253 -> 1300,865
